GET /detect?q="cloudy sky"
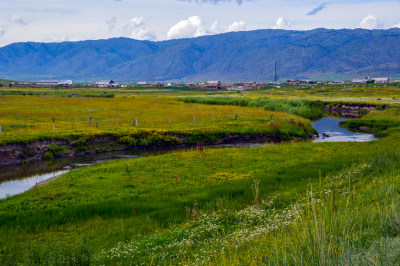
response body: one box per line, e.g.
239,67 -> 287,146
0,0 -> 399,47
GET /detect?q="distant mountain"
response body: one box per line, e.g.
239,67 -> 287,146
0,28 -> 400,82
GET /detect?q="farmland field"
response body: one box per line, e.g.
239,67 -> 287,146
1,85 -> 400,264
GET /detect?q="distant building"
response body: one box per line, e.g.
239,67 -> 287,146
37,80 -> 59,86
94,80 -> 119,88
206,81 -> 223,90
59,80 -> 73,86
244,81 -> 257,88
372,77 -> 390,84
137,81 -> 150,86
13,82 -> 37,87
330,81 -> 344,85
352,78 -> 369,84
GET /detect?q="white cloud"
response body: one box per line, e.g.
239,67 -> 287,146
51,35 -> 86,43
209,20 -> 221,34
10,15 -> 29,26
124,16 -> 156,41
392,23 -> 400,28
106,17 -> 117,33
167,16 -> 206,39
0,28 -> 5,38
360,15 -> 378,29
273,17 -> 289,29
227,21 -> 247,32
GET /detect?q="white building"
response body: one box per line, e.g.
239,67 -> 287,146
59,80 -> 73,85
37,80 -> 59,86
372,78 -> 390,84
94,80 -> 119,88
352,78 -> 369,84
36,80 -> 73,86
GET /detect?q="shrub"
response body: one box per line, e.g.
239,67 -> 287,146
44,151 -> 54,160
48,143 -> 65,154
358,109 -> 368,116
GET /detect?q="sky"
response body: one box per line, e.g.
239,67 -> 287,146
0,0 -> 399,47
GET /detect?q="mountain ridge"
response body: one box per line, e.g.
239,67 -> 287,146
1,28 -> 399,82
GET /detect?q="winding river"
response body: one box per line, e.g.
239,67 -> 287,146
0,117 -> 376,199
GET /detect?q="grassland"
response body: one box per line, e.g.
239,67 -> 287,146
1,85 -> 400,264
3,84 -> 400,104
0,105 -> 400,264
0,94 -> 314,146
253,84 -> 400,106
181,96 -> 325,119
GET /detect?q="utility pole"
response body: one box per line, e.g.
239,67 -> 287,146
274,60 -> 278,83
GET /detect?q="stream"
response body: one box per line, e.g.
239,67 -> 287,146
0,117 -> 376,199
312,117 -> 376,143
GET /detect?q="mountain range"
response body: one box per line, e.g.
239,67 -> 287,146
0,28 -> 399,82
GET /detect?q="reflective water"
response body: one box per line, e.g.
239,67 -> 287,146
312,117 -> 376,143
0,152 -> 142,199
0,170 -> 69,199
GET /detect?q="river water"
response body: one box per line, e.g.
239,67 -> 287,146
0,117 -> 376,199
312,117 -> 376,143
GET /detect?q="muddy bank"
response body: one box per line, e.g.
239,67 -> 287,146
323,102 -> 387,118
0,132 -> 312,167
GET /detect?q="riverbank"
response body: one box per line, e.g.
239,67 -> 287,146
0,127 -> 316,167
322,102 -> 387,118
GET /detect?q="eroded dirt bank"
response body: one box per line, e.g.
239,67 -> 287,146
323,102 -> 387,118
0,132 -> 314,167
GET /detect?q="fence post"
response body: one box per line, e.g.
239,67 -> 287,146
52,116 -> 55,132
135,118 -> 138,127
194,115 -> 196,123
0,125 -> 2,135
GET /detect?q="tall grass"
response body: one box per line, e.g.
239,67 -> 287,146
95,153 -> 400,264
181,96 -> 325,120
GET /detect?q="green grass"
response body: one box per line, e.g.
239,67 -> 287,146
0,95 -> 314,146
1,108 -> 400,264
181,96 -> 325,120
1,85 -> 400,264
341,108 -> 400,137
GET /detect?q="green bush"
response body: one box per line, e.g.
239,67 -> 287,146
48,143 -> 65,154
44,151 -> 54,160
358,109 -> 368,116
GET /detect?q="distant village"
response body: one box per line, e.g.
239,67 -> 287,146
4,77 -> 399,90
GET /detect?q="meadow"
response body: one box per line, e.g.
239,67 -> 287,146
1,86 -> 400,264
0,94 -> 314,146
255,84 -> 400,105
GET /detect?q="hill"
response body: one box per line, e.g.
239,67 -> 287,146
0,28 -> 399,82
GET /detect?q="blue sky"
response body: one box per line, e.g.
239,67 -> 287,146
0,0 -> 399,46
